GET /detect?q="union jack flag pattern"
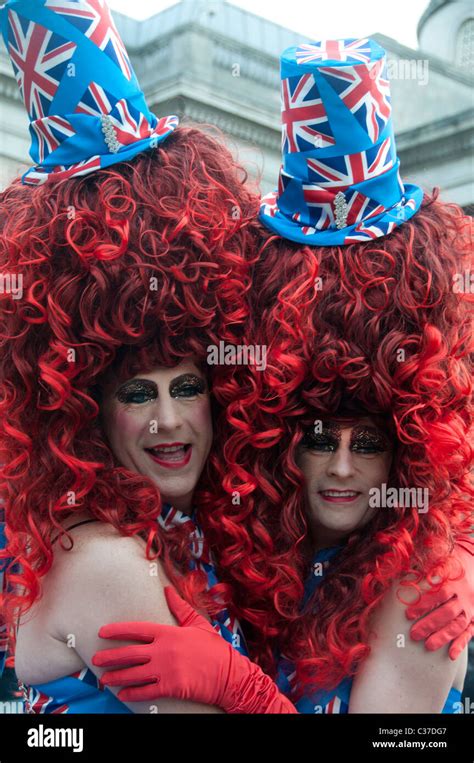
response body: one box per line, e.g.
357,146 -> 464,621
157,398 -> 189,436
295,38 -> 373,65
277,157 -> 389,233
0,0 -> 179,185
6,9 -> 77,121
344,195 -> 418,242
31,115 -> 76,163
291,212 -> 317,236
23,156 -> 102,185
323,696 -> 350,713
319,57 -> 391,143
21,681 -> 73,714
103,98 -> 179,149
306,136 -> 395,189
302,186 -> 385,231
18,666 -> 130,714
260,37 -> 423,244
344,217 -> 397,242
281,73 -> 335,153
276,655 -> 351,713
300,185 -> 336,230
75,81 -> 114,116
159,505 -> 249,655
260,190 -> 279,218
44,0 -> 132,80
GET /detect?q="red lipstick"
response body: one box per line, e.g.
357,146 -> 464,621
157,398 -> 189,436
145,442 -> 192,470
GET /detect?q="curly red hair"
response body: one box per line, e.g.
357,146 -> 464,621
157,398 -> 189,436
198,189 -> 473,693
0,124 -> 260,669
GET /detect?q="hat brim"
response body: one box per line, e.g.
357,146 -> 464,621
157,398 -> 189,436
22,119 -> 179,186
259,183 -> 424,246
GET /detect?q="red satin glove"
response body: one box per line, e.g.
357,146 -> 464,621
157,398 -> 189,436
92,585 -> 297,714
406,536 -> 474,660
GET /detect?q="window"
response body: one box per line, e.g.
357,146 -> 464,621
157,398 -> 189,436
456,18 -> 474,69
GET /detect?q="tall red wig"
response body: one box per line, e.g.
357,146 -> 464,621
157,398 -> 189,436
198,190 -> 473,691
0,125 -> 260,670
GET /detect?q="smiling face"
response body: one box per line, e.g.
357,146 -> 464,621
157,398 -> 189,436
297,416 -> 393,550
100,359 -> 213,514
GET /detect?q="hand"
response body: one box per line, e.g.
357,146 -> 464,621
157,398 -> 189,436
406,536 -> 474,660
92,585 -> 297,713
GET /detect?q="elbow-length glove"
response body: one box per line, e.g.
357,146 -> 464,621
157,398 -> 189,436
92,585 -> 297,714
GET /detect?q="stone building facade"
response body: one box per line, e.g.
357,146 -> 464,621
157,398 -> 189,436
0,0 -> 472,211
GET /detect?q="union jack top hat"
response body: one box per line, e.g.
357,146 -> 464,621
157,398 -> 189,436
0,0 -> 179,185
260,38 -> 423,245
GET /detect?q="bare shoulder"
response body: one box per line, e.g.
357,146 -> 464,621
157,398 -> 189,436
15,518 -> 170,684
16,519 -> 220,712
349,578 -> 468,713
46,519 -> 174,640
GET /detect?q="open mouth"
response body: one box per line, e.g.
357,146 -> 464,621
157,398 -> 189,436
319,490 -> 361,504
145,443 -> 192,469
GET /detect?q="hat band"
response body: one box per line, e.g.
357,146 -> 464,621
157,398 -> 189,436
278,162 -> 405,232
28,97 -> 179,167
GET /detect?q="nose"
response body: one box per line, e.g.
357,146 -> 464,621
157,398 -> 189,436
326,444 -> 356,480
149,394 -> 183,432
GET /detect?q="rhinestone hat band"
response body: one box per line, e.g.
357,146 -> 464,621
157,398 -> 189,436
100,114 -> 121,154
334,191 -> 349,229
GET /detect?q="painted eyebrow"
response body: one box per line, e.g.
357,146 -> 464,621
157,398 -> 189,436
169,373 -> 207,387
350,425 -> 385,436
316,422 -> 342,437
350,425 -> 389,446
116,372 -> 206,393
116,377 -> 157,391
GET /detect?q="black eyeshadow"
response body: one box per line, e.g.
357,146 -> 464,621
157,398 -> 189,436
116,379 -> 157,404
350,426 -> 389,451
169,374 -> 206,397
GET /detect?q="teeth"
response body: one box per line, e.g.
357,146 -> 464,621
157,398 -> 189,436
322,490 -> 358,497
150,445 -> 186,453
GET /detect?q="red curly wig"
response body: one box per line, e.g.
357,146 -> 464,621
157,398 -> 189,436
197,189 -> 473,693
0,124 -> 261,671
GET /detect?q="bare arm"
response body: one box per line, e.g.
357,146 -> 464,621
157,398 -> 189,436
349,580 -> 468,713
48,527 -> 223,714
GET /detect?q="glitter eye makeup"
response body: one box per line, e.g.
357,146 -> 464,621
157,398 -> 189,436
169,374 -> 207,399
350,426 -> 390,454
116,379 -> 158,405
301,422 -> 341,452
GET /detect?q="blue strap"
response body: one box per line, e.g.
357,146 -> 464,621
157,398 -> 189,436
0,517 -> 10,678
23,671 -> 132,714
442,686 -> 463,714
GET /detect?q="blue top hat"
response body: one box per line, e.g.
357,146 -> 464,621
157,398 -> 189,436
260,38 -> 423,245
0,0 -> 179,185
